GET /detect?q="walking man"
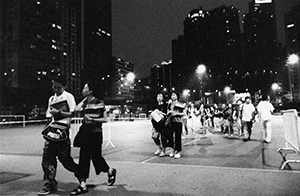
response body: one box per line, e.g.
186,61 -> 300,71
241,96 -> 256,141
38,74 -> 86,195
257,94 -> 274,143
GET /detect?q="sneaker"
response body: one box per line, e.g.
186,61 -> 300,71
154,149 -> 161,155
38,187 -> 57,195
169,151 -> 174,157
159,151 -> 166,157
174,153 -> 181,159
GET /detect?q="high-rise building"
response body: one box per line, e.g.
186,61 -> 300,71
150,61 -> 172,97
0,0 -> 81,114
172,5 -> 242,100
284,2 -> 300,101
80,0 -> 112,98
243,0 -> 281,93
112,57 -> 135,100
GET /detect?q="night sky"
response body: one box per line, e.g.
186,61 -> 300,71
112,0 -> 299,78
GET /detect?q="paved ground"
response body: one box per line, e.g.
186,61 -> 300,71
1,116 -> 300,195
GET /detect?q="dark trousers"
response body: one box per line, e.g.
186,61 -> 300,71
42,140 -> 84,188
79,132 -> 109,179
168,122 -> 182,152
151,119 -> 168,148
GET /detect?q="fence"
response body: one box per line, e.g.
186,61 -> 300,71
277,109 -> 300,170
0,115 -> 26,127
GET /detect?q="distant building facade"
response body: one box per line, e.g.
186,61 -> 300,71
112,57 -> 135,100
284,2 -> 300,101
150,61 -> 172,97
0,0 -> 81,114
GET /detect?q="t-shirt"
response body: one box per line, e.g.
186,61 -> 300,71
241,103 -> 256,122
82,97 -> 105,132
47,91 -> 76,125
257,101 -> 274,121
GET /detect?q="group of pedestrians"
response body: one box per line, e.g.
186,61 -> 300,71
38,74 -> 116,196
150,93 -> 275,158
150,92 -> 185,159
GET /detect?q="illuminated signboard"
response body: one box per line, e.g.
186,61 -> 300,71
255,0 -> 272,3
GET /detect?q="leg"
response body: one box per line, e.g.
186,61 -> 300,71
41,141 -> 58,189
79,144 -> 91,179
90,132 -> 110,175
56,140 -> 84,180
174,122 -> 182,152
265,120 -> 272,142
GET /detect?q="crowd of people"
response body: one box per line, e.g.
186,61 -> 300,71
150,92 -> 275,159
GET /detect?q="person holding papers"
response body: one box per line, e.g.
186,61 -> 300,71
38,74 -> 85,196
71,82 -> 116,195
150,93 -> 168,157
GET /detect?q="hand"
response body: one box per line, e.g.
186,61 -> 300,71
49,107 -> 60,115
83,115 -> 93,122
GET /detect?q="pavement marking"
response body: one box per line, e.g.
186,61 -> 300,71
109,159 -> 300,174
140,137 -> 200,164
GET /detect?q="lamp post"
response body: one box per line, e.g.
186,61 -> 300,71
287,54 -> 299,102
196,64 -> 206,101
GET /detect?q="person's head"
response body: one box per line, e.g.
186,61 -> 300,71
261,94 -> 269,101
156,93 -> 164,102
236,99 -> 242,105
52,74 -> 67,95
227,103 -> 232,108
245,96 -> 251,104
82,82 -> 96,97
170,91 -> 179,101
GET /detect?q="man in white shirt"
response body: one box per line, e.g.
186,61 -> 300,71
241,96 -> 256,141
257,94 -> 274,143
39,74 -> 85,196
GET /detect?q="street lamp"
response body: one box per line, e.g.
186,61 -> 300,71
287,54 -> 299,102
196,64 -> 206,101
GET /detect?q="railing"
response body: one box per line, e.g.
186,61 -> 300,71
0,115 -> 26,127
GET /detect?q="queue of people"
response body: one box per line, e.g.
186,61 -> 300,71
150,93 -> 275,159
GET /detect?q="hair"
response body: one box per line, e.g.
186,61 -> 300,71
52,73 -> 67,86
170,91 -> 179,100
245,96 -> 251,101
261,94 -> 269,101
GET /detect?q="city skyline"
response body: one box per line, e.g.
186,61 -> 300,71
112,0 -> 299,78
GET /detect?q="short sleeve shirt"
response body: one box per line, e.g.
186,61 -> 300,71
47,90 -> 76,125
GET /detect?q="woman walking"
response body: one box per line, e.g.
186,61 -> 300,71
166,91 -> 185,159
150,93 -> 168,157
71,82 -> 116,195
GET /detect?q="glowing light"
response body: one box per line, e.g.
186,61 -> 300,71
287,54 -> 299,65
196,64 -> 206,74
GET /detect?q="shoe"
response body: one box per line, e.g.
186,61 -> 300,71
70,186 -> 88,195
159,151 -> 166,157
169,151 -> 174,157
107,168 -> 117,186
243,138 -> 248,142
154,149 -> 161,155
38,187 -> 57,195
264,140 -> 271,144
174,153 -> 181,159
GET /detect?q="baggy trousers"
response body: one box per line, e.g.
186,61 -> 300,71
79,132 -> 109,179
42,139 -> 84,188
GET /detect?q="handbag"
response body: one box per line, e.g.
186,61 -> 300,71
41,122 -> 69,142
164,115 -> 172,127
73,124 -> 89,147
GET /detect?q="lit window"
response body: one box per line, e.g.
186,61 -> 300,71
52,45 -> 57,49
63,52 -> 67,56
11,69 -> 14,72
37,34 -> 41,38
287,24 -> 294,28
37,1 -> 41,4
57,25 -> 61,30
52,39 -> 56,43
52,24 -> 56,28
4,72 -> 7,75
226,20 -> 229,23
72,73 -> 76,76
226,30 -> 230,33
